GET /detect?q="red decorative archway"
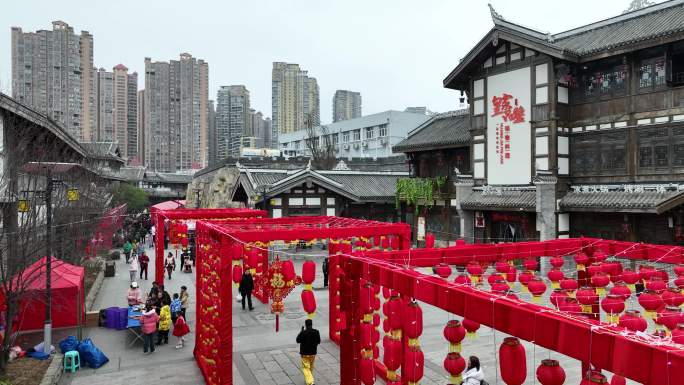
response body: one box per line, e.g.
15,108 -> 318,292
194,216 -> 411,385
151,208 -> 266,284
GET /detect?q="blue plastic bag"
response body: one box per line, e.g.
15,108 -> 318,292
77,338 -> 109,369
59,335 -> 80,353
27,351 -> 50,360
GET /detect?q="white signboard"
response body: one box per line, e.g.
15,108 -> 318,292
486,67 -> 532,185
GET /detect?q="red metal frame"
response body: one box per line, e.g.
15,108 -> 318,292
193,217 -> 411,385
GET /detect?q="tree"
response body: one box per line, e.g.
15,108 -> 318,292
304,113 -> 337,170
112,183 -> 149,213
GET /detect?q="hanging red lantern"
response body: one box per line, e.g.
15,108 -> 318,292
646,277 -> 667,294
381,236 -> 390,250
638,289 -> 664,319
523,258 -> 539,272
528,277 -> 547,303
387,297 -> 403,331
360,321 -> 373,350
230,243 -> 242,261
558,297 -> 582,315
610,375 -> 626,385
676,276 -> 684,295
535,359 -> 566,385
577,287 -> 598,314
574,252 -> 589,271
302,261 -> 316,289
600,294 -> 625,324
390,235 -> 400,250
404,301 -> 423,347
425,232 -> 435,248
281,260 -> 296,286
518,271 -> 534,293
671,324 -> 684,344
656,306 -> 682,332
444,352 -> 466,385
609,282 -> 631,300
180,237 -> 189,250
550,256 -> 564,269
663,288 -> 684,307
560,278 -> 578,297
587,263 -> 603,277
491,280 -> 510,295
301,290 -> 316,319
247,249 -> 258,274
383,336 -> 401,381
373,235 -> 381,247
550,289 -> 569,309
499,337 -> 526,385
434,263 -> 451,279
496,260 -> 510,279
621,268 -> 640,292
382,287 -> 392,299
231,263 -> 244,289
487,273 -> 504,286
382,319 -> 390,333
581,370 -> 608,384
593,249 -> 608,262
675,264 -> 684,277
443,320 -> 466,353
618,310 -> 648,332
463,318 -> 480,339
360,355 -> 375,385
602,261 -> 622,280
454,274 -> 471,286
547,269 -> 565,289
505,265 -> 517,287
403,346 -> 424,385
360,283 -> 373,318
639,265 -> 656,284
590,272 -> 610,296
466,262 -> 484,284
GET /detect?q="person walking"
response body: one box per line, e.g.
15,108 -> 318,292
180,286 -> 190,319
139,252 -> 149,280
322,257 -> 329,288
172,312 -> 190,349
165,252 -> 175,280
136,240 -> 145,259
127,282 -> 143,306
123,240 -> 132,263
140,304 -> 159,354
129,254 -> 139,282
462,356 -> 485,385
239,270 -> 254,311
157,299 -> 171,345
296,319 -> 321,385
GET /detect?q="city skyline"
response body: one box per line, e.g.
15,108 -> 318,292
0,1 -> 628,127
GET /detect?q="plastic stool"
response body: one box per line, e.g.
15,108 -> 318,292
63,351 -> 80,373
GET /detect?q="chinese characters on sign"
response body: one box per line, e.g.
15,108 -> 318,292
491,93 -> 526,165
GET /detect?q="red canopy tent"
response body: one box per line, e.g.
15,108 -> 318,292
8,257 -> 85,332
150,200 -> 186,212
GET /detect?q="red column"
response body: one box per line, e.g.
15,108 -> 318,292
329,253 -> 340,342
399,230 -> 412,250
154,214 -> 165,285
219,234 -> 233,384
340,256 -> 361,385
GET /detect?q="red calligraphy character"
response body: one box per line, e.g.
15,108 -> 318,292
491,94 -> 513,118
508,99 -> 526,123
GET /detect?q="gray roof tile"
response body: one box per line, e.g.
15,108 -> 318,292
559,190 -> 684,213
393,112 -> 470,152
460,190 -> 536,211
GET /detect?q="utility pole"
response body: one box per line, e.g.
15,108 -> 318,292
44,167 -> 53,354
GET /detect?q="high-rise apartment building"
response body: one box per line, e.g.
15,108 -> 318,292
95,65 -> 138,161
11,21 -> 95,141
333,90 -> 362,122
207,100 -> 217,166
271,62 -> 319,135
144,54 -> 209,172
216,85 -> 251,159
137,89 -> 146,166
249,109 -> 273,148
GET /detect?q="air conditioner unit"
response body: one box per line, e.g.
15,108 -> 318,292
362,142 -> 368,147
343,144 -> 350,150
353,143 -> 360,149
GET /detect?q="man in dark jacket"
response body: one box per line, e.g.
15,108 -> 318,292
239,270 -> 254,311
322,257 -> 329,287
296,319 -> 321,385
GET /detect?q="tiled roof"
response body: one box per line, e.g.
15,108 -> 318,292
559,190 -> 684,214
460,190 -> 536,211
249,171 -> 290,187
321,172 -> 402,201
393,111 -> 470,152
552,1 -> 684,56
144,171 -> 193,184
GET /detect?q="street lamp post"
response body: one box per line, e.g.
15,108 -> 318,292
44,168 -> 53,354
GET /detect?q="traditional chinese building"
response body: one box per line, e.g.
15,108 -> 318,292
440,1 -> 684,244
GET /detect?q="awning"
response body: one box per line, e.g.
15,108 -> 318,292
559,191 -> 684,214
460,190 -> 536,211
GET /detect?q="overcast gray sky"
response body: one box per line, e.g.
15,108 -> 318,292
1,0 -> 638,124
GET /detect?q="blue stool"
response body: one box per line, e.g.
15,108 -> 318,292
63,351 -> 80,373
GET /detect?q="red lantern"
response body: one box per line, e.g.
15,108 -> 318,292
590,273 -> 610,296
560,278 -> 578,296
381,236 -> 390,249
301,290 -> 316,318
443,320 -> 466,353
383,336 -> 401,380
247,249 -> 258,274
360,356 -> 375,385
360,322 -> 373,350
360,284 -> 374,317
434,263 -> 451,279
466,262 -> 484,284
618,310 -> 648,332
558,297 -> 582,315
382,319 -> 390,333
547,269 -> 565,289
574,252 -> 589,271
463,318 -> 480,339
587,263 -> 603,277
180,237 -> 189,249
518,271 -> 534,293
535,359 -> 566,385
382,287 -> 392,299
404,302 -> 423,346
656,306 -> 682,332
505,265 -> 517,286
609,282 -> 631,300
373,235 -> 381,247
528,277 -> 547,303
523,258 -> 539,272
593,249 -> 608,262
577,287 -> 598,314
550,256 -> 564,269
663,288 -> 684,307
282,260 -> 296,286
444,352 -> 466,384
638,289 -> 664,319
232,264 -> 242,287
602,261 -> 622,279
390,236 -> 400,250
491,280 -> 510,295
600,294 -> 625,324
302,261 -> 316,287
675,265 -> 684,277
496,260 -> 510,278
621,268 -> 640,292
671,324 -> 684,344
676,276 -> 684,294
639,265 -> 656,283
387,297 -> 403,331
610,375 -> 626,385
425,232 -> 435,248
550,289 -> 569,309
403,346 -> 424,385
499,337 -> 526,385
646,277 -> 667,294
487,273 -> 504,286
454,274 -> 471,286
580,370 -> 607,384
